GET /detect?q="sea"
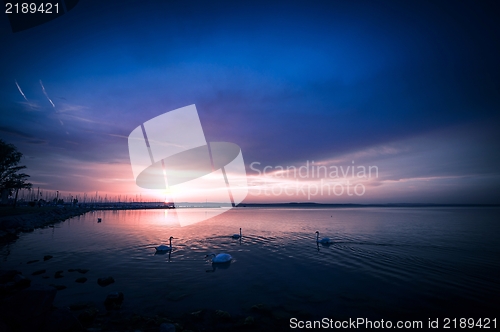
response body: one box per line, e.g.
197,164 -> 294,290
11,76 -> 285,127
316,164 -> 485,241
1,207 -> 499,326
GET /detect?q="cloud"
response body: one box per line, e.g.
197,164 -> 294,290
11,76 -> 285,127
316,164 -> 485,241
108,133 -> 128,139
18,101 -> 41,110
56,103 -> 89,113
25,139 -> 48,145
40,80 -> 55,108
60,113 -> 102,124
0,125 -> 34,138
243,120 -> 500,203
15,80 -> 28,101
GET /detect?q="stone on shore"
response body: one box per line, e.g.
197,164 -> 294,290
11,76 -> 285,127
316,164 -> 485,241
0,271 -> 31,296
69,302 -> 93,311
0,270 -> 20,283
78,307 -> 99,326
215,310 -> 231,320
190,310 -> 203,320
43,307 -> 83,332
251,303 -> 271,314
244,316 -> 255,326
0,284 -> 57,330
160,322 -> 176,332
0,229 -> 18,243
13,274 -> 31,289
0,207 -> 92,243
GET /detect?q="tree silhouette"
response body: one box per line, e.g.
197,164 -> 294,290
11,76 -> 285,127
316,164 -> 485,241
0,139 -> 32,206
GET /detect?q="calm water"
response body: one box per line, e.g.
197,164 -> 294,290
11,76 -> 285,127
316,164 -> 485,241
1,207 -> 499,320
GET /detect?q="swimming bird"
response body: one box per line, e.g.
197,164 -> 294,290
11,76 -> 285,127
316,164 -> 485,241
156,236 -> 174,252
206,260 -> 232,273
205,253 -> 232,263
316,231 -> 332,245
232,228 -> 242,239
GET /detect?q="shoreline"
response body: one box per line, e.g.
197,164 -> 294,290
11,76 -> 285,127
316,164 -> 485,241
0,205 -> 179,243
0,204 -> 213,244
0,206 -> 92,243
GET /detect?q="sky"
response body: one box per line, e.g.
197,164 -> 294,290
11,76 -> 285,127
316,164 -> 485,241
1,0 -> 499,204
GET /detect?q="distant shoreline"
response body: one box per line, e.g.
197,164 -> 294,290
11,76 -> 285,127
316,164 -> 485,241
235,202 -> 500,208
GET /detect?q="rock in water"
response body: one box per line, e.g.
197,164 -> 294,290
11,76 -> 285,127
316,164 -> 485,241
43,255 -> 53,261
50,284 -> 67,291
75,277 -> 87,283
32,269 -> 46,276
104,292 -> 124,310
76,269 -> 89,274
97,276 -> 115,287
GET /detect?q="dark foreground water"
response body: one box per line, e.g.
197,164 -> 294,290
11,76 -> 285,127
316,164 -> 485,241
1,207 -> 499,322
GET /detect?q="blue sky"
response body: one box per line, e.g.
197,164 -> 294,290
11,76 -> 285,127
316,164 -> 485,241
1,0 -> 499,203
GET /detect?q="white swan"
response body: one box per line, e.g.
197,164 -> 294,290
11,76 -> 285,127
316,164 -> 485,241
232,228 -> 242,239
205,253 -> 232,263
156,236 -> 174,252
316,231 -> 332,245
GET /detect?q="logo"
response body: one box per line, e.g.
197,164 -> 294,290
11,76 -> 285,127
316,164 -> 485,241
128,104 -> 248,226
